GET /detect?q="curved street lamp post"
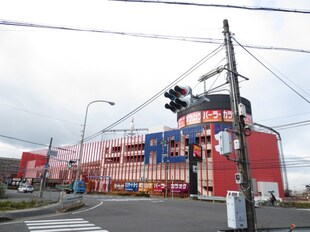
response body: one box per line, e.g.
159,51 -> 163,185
74,100 -> 115,195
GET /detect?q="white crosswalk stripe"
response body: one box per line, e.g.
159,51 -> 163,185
25,218 -> 109,232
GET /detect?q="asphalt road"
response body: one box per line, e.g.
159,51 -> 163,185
0,189 -> 61,203
0,194 -> 310,232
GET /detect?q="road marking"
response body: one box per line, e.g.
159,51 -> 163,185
72,201 -> 103,214
152,200 -> 164,203
99,198 -> 155,202
296,208 -> 310,211
25,218 -> 108,232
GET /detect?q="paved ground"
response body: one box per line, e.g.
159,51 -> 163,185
0,189 -> 61,203
0,189 -> 63,221
1,190 -> 310,231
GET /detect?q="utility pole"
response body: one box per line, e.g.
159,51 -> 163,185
223,19 -> 256,231
39,137 -> 53,198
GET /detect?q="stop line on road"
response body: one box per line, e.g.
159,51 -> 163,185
99,197 -> 163,202
24,218 -> 109,232
85,195 -> 164,203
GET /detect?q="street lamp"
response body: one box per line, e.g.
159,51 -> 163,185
74,100 -> 115,195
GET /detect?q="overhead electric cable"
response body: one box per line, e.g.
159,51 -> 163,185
0,103 -> 80,126
81,45 -> 224,143
271,120 -> 310,130
0,20 -> 309,54
110,0 -> 310,14
233,37 -> 310,104
0,134 -> 48,147
234,36 -> 310,99
0,19 -> 222,45
259,112 -> 310,123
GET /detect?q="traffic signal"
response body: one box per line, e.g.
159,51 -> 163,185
164,85 -> 192,113
214,131 -> 232,156
68,160 -> 76,169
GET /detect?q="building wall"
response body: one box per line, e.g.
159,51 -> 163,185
18,152 -> 46,178
0,157 -> 20,181
18,125 -> 284,198
247,131 -> 284,197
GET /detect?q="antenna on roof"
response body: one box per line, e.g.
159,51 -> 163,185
128,117 -> 135,136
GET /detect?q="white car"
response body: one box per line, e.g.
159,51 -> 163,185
18,184 -> 34,193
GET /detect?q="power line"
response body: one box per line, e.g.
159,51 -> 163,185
0,134 -> 79,152
271,120 -> 310,130
1,19 -> 309,148
111,0 -> 310,14
0,103 -> 80,126
81,45 -> 225,143
232,37 -> 310,104
1,20 -> 309,54
0,134 -> 48,147
259,112 -> 310,123
0,19 -> 222,45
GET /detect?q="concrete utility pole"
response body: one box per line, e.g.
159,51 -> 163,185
39,137 -> 53,198
223,19 -> 256,231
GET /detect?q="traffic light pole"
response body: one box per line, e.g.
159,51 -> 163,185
223,19 -> 256,231
39,137 -> 53,198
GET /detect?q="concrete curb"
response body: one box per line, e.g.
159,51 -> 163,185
0,202 -> 62,222
56,202 -> 85,213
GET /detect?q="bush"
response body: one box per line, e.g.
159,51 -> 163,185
0,199 -> 48,211
283,201 -> 310,208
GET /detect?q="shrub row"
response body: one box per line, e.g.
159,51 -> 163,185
0,199 -> 47,211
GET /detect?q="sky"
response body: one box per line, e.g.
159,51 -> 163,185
0,0 -> 309,191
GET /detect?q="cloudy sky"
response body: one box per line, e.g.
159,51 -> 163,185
0,0 -> 309,190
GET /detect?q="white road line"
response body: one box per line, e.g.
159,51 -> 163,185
25,218 -> 84,223
28,223 -> 95,229
25,218 -> 109,232
26,221 -> 89,226
30,228 -> 106,232
72,201 -> 103,214
100,198 -> 153,202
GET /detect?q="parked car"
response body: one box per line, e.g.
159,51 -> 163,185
18,184 -> 34,193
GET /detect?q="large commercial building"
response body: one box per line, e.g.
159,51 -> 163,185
0,157 -> 20,182
17,95 -> 285,199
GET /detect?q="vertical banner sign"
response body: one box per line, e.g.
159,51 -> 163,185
189,144 -> 202,195
192,144 -> 202,162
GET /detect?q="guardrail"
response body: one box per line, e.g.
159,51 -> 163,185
62,195 -> 83,209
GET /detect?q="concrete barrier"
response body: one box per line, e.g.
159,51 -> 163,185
61,195 -> 83,211
0,183 -> 6,199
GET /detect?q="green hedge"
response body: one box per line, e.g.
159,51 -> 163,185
0,199 -> 47,211
282,201 -> 310,208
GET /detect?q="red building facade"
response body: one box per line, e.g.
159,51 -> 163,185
18,94 -> 285,199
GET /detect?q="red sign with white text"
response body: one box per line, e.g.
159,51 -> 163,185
178,109 -> 253,129
178,116 -> 186,129
186,112 -> 201,126
202,110 -> 222,122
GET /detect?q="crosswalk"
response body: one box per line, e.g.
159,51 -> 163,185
25,218 -> 109,232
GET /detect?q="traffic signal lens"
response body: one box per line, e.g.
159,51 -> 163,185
164,85 -> 192,113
